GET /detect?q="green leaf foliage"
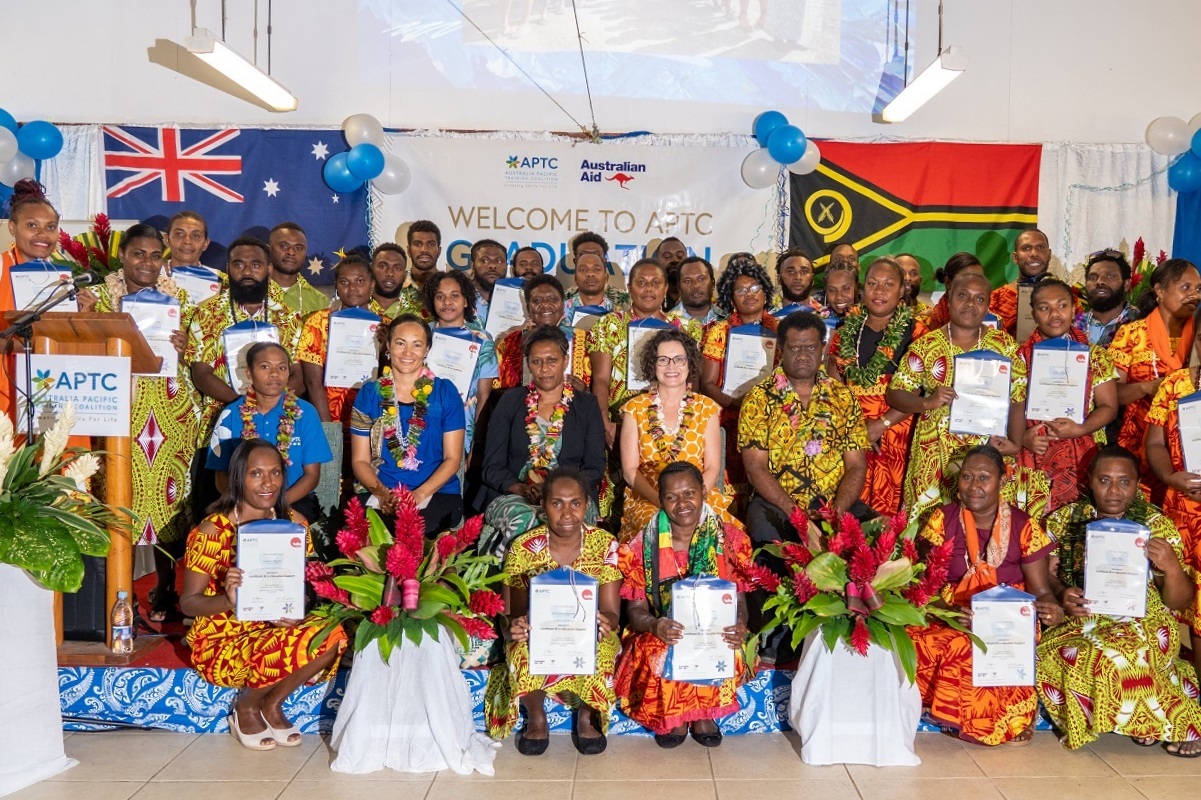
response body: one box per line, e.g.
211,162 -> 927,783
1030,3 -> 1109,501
805,552 -> 849,592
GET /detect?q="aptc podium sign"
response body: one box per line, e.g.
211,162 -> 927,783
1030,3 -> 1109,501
15,354 -> 132,436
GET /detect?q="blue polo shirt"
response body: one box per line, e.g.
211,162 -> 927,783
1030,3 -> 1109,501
207,396 -> 331,489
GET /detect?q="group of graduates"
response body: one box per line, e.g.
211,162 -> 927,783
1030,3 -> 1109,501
6,174 -> 1201,757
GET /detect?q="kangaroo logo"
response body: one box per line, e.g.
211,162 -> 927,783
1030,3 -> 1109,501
606,172 -> 635,189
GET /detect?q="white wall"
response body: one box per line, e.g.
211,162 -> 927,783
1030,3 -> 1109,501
3,0 -> 1199,143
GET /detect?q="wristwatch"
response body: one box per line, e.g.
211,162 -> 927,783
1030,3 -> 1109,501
881,418 -> 894,429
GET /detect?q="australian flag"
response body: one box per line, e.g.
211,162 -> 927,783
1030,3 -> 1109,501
103,126 -> 370,285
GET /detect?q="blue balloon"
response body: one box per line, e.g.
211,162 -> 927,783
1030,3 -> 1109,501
753,110 -> 788,147
1193,128 -> 1201,160
346,143 -> 385,180
323,152 -> 364,193
767,124 -> 807,165
1169,153 -> 1201,194
17,120 -> 62,160
0,108 -> 16,135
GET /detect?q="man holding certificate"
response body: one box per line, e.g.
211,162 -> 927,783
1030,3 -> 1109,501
615,463 -> 752,748
469,239 -> 508,327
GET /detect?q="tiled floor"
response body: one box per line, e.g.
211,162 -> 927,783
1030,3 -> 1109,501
11,729 -> 1201,800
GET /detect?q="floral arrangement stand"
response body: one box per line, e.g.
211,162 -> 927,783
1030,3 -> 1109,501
310,491 -> 503,775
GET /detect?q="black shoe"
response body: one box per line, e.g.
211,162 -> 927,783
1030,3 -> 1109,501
516,731 -> 549,756
572,730 -> 608,755
690,725 -> 723,748
654,732 -> 687,748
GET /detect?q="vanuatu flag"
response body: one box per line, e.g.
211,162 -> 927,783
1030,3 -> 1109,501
789,142 -> 1041,289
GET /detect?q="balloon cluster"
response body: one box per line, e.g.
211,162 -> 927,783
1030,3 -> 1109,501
322,113 -> 412,195
742,110 -> 821,189
1146,114 -> 1201,194
0,109 -> 64,188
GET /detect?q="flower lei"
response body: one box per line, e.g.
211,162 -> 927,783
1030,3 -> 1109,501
837,304 -> 913,387
772,368 -> 835,457
523,382 -> 574,480
380,365 -> 435,471
647,390 -> 698,462
240,388 -> 301,467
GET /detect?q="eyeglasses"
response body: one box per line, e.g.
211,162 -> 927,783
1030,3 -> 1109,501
655,355 -> 688,367
1087,248 -> 1124,265
734,284 -> 765,297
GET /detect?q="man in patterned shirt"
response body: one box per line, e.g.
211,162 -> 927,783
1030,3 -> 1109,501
1074,249 -> 1138,347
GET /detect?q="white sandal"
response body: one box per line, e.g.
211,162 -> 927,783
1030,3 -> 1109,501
266,721 -> 303,747
228,707 -> 276,751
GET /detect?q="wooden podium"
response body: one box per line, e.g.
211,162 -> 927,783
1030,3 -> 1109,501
4,311 -> 160,659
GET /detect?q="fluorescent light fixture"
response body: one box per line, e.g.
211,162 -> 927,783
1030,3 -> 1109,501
185,28 -> 297,112
880,46 -> 966,123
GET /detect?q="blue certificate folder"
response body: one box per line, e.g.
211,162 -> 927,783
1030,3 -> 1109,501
1084,518 -> 1151,619
948,349 -> 1012,437
664,575 -> 738,684
970,584 -> 1036,687
234,520 -> 307,621
528,566 -> 599,675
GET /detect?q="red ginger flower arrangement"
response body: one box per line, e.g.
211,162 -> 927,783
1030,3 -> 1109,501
307,489 -> 503,662
56,214 -> 123,277
748,505 -> 967,684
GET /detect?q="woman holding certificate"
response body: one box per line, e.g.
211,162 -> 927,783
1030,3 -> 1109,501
349,314 -> 467,536
1109,259 -> 1201,503
618,329 -> 732,544
484,468 -> 621,756
910,445 -> 1058,746
477,325 -> 607,556
615,463 -> 752,748
886,272 -> 1026,525
827,257 -> 922,516
1035,446 -> 1201,755
700,254 -> 778,507
1013,279 -> 1118,512
493,275 -> 591,389
182,439 -> 347,751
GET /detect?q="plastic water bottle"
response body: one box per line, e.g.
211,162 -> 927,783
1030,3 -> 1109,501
111,591 -> 134,654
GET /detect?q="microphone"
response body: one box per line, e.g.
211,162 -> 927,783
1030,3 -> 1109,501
66,271 -> 100,288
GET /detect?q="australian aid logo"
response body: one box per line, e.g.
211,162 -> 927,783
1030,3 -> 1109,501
16,353 -> 132,436
580,159 -> 646,188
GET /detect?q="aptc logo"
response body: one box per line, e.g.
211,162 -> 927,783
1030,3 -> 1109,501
507,155 -> 559,170
34,369 -> 55,393
580,159 -> 647,186
36,368 -> 121,392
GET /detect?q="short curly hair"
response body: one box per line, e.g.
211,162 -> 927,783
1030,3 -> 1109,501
716,252 -> 776,315
522,324 -> 570,359
635,326 -> 702,386
422,269 -> 478,323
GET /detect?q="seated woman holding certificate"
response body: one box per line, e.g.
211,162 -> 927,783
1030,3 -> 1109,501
910,445 -> 1059,746
699,253 -> 779,508
477,325 -> 607,557
1013,279 -> 1118,513
182,439 -> 347,751
615,463 -> 751,748
208,342 -> 331,524
1036,446 -> 1201,755
494,275 -> 591,389
350,314 -> 467,536
886,271 -> 1027,527
483,468 -> 621,756
618,329 -> 733,544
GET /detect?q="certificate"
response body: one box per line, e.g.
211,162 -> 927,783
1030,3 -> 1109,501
235,520 -> 307,622
982,313 -> 1000,331
665,576 -> 738,683
10,260 -> 71,309
949,351 -> 1012,437
1178,390 -> 1201,474
1016,283 -> 1038,343
120,289 -> 179,378
625,318 -> 673,392
770,303 -> 806,319
428,327 -> 481,401
222,320 -> 280,393
971,585 -> 1036,687
325,307 -> 382,389
1084,519 -> 1150,618
527,566 -> 598,676
484,278 -> 527,338
571,304 -> 607,330
170,265 -> 224,305
1026,337 -> 1090,424
722,324 -> 777,397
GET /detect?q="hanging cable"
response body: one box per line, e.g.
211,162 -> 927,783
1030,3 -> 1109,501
267,0 -> 273,74
220,0 -> 227,40
902,0 -> 911,87
253,0 -> 259,66
569,0 -> 600,142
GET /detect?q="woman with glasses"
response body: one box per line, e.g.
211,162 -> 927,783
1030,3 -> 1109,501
617,328 -> 732,544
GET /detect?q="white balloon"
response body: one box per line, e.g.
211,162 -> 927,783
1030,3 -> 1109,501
1146,116 -> 1190,156
741,148 -> 779,189
0,128 -> 16,164
372,155 -> 411,195
342,113 -> 385,148
787,140 -> 822,175
1188,112 -> 1201,140
0,152 -> 35,187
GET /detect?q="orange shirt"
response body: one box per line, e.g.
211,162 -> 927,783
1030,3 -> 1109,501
1,246 -> 21,419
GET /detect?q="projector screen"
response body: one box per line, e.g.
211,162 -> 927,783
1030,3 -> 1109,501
360,0 -> 914,115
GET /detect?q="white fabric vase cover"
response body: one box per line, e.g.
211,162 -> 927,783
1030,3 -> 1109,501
330,631 -> 500,775
788,629 -> 921,767
0,564 -> 77,796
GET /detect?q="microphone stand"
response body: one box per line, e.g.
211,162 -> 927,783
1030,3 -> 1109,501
0,281 -> 82,439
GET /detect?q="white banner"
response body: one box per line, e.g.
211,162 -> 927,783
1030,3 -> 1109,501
15,354 -> 132,437
371,135 -> 778,282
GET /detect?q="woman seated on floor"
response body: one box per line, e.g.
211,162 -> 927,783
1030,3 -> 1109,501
181,438 -> 347,751
615,462 -> 752,748
1036,445 -> 1201,755
483,467 -> 621,756
476,325 -> 606,556
910,444 -> 1059,746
